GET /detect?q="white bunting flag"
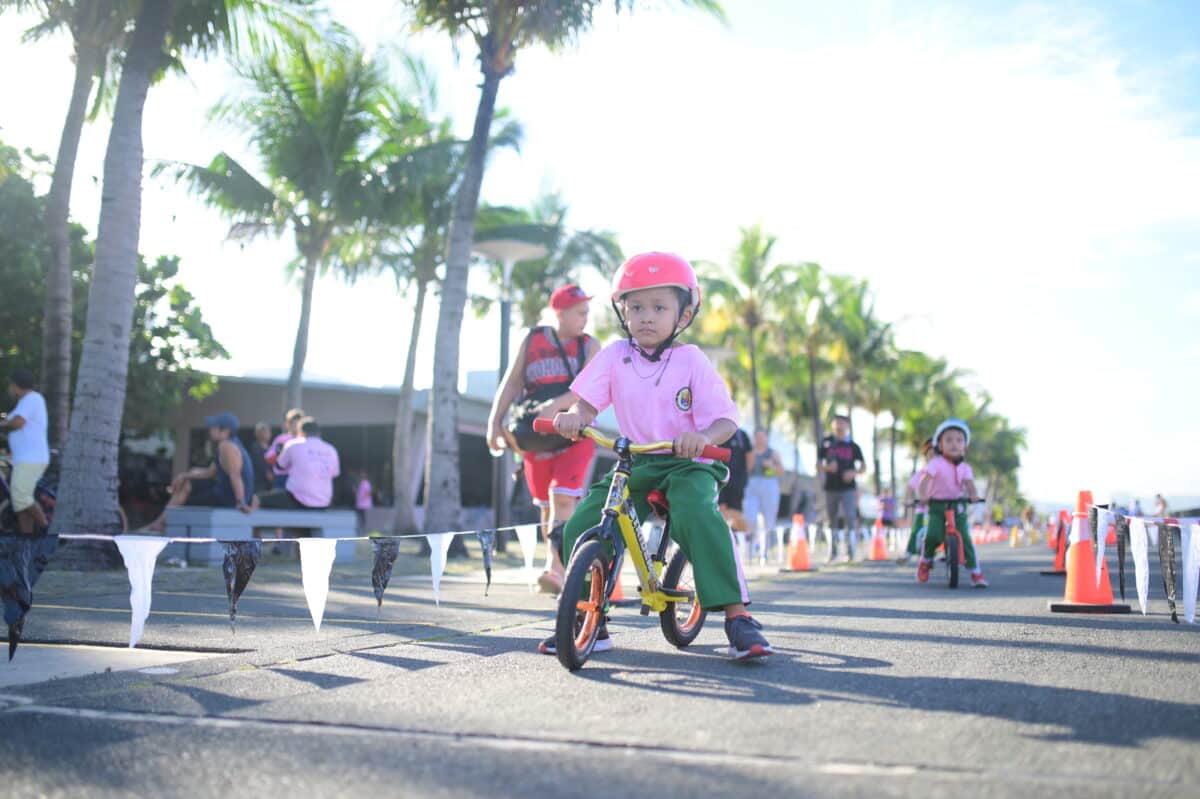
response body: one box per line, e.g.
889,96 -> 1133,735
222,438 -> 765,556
1184,523 -> 1200,625
114,536 -> 170,648
426,532 -> 453,606
513,524 -> 538,590
1130,518 -> 1150,614
298,538 -> 337,632
1094,508 -> 1114,587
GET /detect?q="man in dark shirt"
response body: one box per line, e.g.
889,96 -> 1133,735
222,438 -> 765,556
818,414 -> 866,561
718,427 -> 753,524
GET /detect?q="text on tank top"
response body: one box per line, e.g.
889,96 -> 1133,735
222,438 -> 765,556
523,328 -> 588,397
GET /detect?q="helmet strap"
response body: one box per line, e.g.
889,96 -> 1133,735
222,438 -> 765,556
612,299 -> 695,363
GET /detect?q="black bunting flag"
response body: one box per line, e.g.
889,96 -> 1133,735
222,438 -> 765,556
1115,514 -> 1129,601
223,541 -> 261,631
477,530 -> 496,596
1,535 -> 58,660
1159,524 -> 1179,624
371,539 -> 400,608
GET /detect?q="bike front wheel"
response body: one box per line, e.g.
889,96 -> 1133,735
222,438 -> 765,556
555,539 -> 609,672
945,534 -> 960,589
659,547 -> 707,647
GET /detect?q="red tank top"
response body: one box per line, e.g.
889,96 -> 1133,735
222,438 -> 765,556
523,328 -> 589,396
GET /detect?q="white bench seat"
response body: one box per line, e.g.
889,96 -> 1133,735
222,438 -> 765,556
163,506 -> 359,565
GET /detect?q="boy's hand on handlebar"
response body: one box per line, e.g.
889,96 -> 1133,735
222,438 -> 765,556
553,412 -> 586,441
673,431 -> 710,459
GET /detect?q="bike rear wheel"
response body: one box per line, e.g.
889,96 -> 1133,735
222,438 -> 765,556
555,539 -> 609,671
945,534 -> 960,589
659,547 -> 707,648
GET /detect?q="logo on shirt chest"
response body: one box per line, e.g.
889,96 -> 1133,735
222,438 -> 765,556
675,386 -> 693,412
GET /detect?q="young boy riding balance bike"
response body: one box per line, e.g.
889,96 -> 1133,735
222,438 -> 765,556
543,251 -> 773,660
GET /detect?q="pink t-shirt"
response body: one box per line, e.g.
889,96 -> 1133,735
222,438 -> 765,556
921,456 -> 974,501
266,432 -> 294,476
570,340 -> 738,451
355,479 -> 373,510
278,437 -> 341,508
908,471 -> 928,513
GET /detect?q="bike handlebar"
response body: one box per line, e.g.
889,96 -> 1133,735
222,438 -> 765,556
532,418 -> 731,463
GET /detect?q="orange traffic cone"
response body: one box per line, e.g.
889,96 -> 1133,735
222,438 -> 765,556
1105,524 -> 1117,546
610,567 -> 635,606
1049,491 -> 1130,613
870,518 -> 888,560
782,514 -> 815,572
1040,511 -> 1070,576
1046,520 -> 1057,549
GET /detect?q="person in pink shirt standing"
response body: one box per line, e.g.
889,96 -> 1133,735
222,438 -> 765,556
354,470 -> 374,532
915,418 -> 988,587
547,251 -> 772,661
259,418 -> 340,509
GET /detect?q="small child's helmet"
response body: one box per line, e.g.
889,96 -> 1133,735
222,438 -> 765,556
610,251 -> 701,362
933,418 -> 971,448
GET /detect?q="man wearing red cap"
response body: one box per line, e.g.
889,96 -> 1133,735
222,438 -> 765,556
488,284 -> 600,593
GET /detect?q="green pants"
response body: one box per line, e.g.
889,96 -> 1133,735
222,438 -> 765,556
562,455 -> 747,611
922,500 -> 978,569
905,511 -> 927,555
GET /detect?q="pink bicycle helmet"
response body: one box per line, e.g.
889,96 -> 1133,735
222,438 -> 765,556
610,252 -> 701,362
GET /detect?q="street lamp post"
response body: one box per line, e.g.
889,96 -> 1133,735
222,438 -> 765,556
472,239 -> 548,533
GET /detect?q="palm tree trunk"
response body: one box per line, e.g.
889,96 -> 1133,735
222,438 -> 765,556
52,1 -> 170,557
806,347 -> 825,525
391,277 -> 427,533
747,325 -> 762,430
286,250 -> 319,411
41,43 -> 101,450
424,65 -> 504,534
871,413 -> 881,495
889,418 -> 898,498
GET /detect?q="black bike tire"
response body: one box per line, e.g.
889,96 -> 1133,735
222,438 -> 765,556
659,547 -> 707,648
555,539 -> 609,672
946,535 -> 960,589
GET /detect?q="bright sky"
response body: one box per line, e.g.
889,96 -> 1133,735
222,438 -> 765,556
1,1 -> 1198,506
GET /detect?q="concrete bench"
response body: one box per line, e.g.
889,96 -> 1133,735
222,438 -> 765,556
162,507 -> 359,566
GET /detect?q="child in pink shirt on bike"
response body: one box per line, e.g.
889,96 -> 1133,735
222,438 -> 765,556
916,418 -> 988,587
547,252 -> 772,660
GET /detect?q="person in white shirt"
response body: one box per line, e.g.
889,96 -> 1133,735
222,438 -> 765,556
1,369 -> 50,533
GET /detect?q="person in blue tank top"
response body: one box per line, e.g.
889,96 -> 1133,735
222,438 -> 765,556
145,412 -> 255,530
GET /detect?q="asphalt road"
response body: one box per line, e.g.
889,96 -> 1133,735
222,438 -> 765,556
2,540 -> 1197,798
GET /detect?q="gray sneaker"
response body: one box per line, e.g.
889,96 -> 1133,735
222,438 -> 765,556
724,615 -> 773,660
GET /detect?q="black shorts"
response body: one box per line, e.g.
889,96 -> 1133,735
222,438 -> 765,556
258,489 -> 328,510
719,481 -> 746,511
185,480 -> 237,509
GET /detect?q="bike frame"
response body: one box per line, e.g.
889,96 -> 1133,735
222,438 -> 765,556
534,421 -> 730,616
943,506 -> 967,566
573,434 -> 684,615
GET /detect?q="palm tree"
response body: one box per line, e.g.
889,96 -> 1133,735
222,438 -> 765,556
159,32 -> 388,412
1,1 -> 134,447
698,224 -> 798,431
347,59 -> 522,533
474,192 -> 622,328
403,0 -> 724,533
825,274 -> 891,435
860,352 -> 899,496
51,0 -> 317,540
771,261 -> 834,513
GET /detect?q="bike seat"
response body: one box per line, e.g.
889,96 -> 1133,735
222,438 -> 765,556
647,489 -> 669,517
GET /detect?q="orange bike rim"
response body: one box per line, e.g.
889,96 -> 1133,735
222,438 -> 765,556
574,559 -> 604,650
676,567 -> 702,633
